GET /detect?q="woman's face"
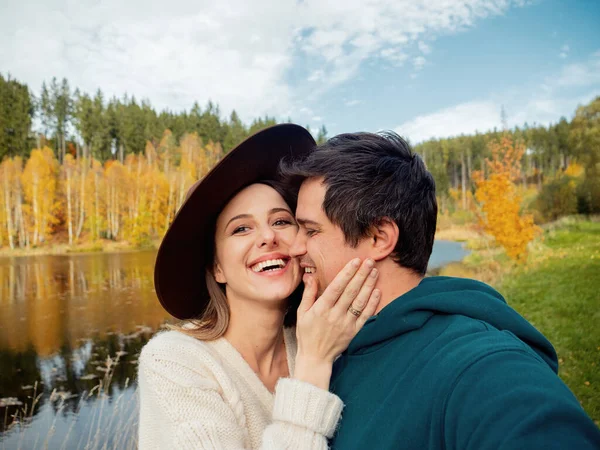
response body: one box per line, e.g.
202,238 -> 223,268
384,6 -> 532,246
213,183 -> 301,308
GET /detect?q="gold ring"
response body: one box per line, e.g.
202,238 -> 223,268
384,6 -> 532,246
348,306 -> 362,317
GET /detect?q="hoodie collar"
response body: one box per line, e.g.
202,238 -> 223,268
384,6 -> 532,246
347,276 -> 558,372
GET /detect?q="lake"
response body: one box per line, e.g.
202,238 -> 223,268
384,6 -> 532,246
0,241 -> 468,449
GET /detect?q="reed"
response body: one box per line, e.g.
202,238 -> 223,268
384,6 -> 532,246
1,353 -> 138,450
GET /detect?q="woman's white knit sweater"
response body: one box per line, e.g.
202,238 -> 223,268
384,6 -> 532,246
138,327 -> 344,449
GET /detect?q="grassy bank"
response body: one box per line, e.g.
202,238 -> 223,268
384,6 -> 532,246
442,218 -> 600,424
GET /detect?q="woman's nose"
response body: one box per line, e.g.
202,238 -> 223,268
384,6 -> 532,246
258,227 -> 277,247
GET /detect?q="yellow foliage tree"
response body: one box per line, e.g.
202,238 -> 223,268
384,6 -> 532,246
20,147 -> 59,246
473,136 -> 540,261
61,154 -> 79,245
84,158 -> 106,241
104,160 -> 127,240
0,157 -> 23,249
564,162 -> 584,178
0,130 -> 227,249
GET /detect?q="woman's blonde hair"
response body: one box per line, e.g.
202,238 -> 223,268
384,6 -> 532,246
167,269 -> 230,341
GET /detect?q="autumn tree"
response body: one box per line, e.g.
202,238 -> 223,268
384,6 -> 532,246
0,157 -> 25,248
104,160 -> 127,240
21,147 -> 58,246
84,158 -> 105,241
473,135 -> 540,260
61,154 -> 88,245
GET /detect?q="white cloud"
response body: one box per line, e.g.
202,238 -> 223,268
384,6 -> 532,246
0,0 -> 528,123
394,51 -> 600,143
559,43 -> 570,59
297,0 -> 528,92
418,41 -> 432,54
0,0 -> 298,121
345,99 -> 362,106
413,56 -> 427,70
308,70 -> 325,82
395,101 -> 501,142
379,48 -> 408,66
553,52 -> 600,87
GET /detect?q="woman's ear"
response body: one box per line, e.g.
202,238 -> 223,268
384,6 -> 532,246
213,261 -> 227,284
369,217 -> 399,261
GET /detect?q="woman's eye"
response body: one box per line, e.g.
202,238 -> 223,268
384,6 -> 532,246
232,226 -> 250,234
273,218 -> 294,227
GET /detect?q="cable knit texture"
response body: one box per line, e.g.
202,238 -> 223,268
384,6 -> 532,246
138,327 -> 344,449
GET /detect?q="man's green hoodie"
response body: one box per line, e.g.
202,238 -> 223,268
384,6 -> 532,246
329,276 -> 600,449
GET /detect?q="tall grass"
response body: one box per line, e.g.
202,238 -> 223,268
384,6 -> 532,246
2,353 -> 138,450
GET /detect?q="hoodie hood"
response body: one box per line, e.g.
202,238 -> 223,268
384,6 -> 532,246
348,276 -> 558,372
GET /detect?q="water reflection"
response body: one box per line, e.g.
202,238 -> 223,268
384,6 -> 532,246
0,251 -> 171,356
0,251 -> 171,444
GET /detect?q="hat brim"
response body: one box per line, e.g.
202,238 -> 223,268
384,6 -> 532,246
154,124 -> 315,320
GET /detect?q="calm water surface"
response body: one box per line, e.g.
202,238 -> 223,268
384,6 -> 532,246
0,242 -> 467,449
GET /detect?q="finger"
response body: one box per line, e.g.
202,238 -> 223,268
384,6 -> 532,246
315,258 -> 361,308
337,266 -> 379,318
298,274 -> 318,314
332,258 -> 376,315
354,288 -> 381,330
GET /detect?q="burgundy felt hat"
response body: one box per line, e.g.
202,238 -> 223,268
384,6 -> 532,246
154,124 -> 315,320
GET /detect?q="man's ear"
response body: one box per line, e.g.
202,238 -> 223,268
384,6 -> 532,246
368,217 -> 399,261
214,261 -> 227,284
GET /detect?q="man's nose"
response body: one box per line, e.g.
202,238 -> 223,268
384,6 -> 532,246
289,232 -> 307,257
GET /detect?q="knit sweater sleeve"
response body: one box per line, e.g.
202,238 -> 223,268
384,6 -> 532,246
138,334 -> 343,450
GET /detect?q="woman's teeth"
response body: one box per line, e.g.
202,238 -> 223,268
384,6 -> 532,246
251,259 -> 286,273
304,267 -> 315,273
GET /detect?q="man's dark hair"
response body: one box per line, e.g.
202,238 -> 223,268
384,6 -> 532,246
280,131 -> 437,275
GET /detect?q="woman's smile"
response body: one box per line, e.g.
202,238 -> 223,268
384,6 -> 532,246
249,252 -> 292,276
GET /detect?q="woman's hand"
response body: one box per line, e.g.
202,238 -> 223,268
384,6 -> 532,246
294,258 -> 380,390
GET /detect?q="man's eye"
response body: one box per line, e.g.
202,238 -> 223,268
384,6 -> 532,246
305,229 -> 317,237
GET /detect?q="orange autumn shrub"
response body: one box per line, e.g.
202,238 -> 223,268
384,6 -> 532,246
473,136 -> 541,261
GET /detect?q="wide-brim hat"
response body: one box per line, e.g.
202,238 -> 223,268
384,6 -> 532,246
154,124 -> 315,320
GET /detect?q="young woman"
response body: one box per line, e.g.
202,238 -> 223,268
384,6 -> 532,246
138,124 -> 380,449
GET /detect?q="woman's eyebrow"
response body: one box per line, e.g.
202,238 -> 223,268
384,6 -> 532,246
269,207 -> 293,215
225,214 -> 251,229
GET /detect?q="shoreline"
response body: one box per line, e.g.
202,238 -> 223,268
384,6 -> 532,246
434,224 -> 481,242
0,240 -> 159,259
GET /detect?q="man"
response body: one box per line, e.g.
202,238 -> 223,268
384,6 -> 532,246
280,131 -> 600,449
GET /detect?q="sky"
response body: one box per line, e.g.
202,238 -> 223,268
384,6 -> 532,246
1,0 -> 599,143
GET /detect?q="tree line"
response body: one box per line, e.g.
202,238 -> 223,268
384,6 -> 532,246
0,73 -> 329,163
0,72 -> 599,250
413,97 -> 600,218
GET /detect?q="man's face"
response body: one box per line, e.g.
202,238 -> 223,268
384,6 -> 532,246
290,177 -> 371,295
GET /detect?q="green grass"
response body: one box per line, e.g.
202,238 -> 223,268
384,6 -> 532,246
496,219 -> 600,425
